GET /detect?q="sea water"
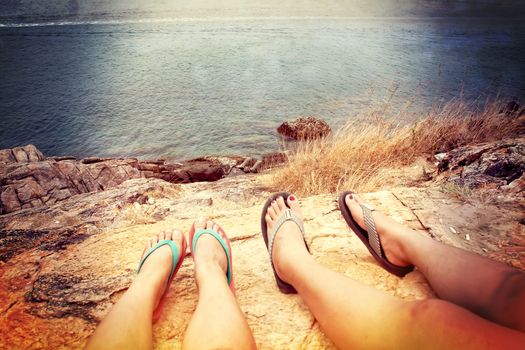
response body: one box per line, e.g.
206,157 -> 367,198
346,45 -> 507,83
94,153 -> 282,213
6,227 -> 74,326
1,18 -> 524,160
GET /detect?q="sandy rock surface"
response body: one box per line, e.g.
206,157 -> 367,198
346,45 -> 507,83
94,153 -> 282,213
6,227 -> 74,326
1,174 -> 523,349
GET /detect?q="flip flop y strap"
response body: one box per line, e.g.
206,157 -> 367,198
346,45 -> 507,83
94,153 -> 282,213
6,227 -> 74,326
137,240 -> 179,289
268,208 -> 305,267
191,228 -> 232,285
360,204 -> 382,259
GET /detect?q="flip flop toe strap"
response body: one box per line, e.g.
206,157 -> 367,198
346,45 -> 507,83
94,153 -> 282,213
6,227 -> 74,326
361,204 -> 382,259
268,208 -> 305,267
137,240 -> 179,289
192,228 -> 232,285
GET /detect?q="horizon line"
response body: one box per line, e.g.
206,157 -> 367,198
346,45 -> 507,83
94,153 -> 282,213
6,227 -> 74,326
1,15 -> 523,28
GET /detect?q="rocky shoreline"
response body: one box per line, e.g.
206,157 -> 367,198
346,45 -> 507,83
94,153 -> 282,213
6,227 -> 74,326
3,134 -> 524,216
1,116 -> 341,215
0,145 -> 289,215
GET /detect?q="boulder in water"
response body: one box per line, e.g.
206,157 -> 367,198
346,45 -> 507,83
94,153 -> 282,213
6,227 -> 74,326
277,116 -> 331,140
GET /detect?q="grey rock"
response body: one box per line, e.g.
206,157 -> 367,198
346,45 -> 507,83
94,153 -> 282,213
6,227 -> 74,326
437,138 -> 525,194
0,145 -> 254,214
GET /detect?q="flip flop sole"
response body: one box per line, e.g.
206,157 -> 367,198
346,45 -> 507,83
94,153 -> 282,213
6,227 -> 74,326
261,192 -> 310,294
338,191 -> 413,277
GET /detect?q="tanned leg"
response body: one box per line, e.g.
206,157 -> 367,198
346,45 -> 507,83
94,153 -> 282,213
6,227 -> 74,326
263,195 -> 525,349
85,229 -> 184,350
344,193 -> 525,332
182,219 -> 257,350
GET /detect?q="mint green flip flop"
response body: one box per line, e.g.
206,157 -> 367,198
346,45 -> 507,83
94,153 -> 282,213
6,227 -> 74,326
189,221 -> 235,292
137,235 -> 187,321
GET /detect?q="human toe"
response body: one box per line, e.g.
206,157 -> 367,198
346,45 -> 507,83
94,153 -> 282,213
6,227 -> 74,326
286,194 -> 302,215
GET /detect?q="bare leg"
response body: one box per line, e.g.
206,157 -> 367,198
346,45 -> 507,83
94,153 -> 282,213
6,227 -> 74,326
264,195 -> 525,349
85,229 -> 184,350
344,193 -> 525,332
182,219 -> 257,350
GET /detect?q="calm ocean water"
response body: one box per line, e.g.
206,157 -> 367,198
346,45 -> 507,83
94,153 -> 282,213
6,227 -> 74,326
1,18 -> 524,160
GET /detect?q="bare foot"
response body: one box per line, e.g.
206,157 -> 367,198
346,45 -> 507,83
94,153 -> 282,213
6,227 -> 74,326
136,229 -> 184,308
344,193 -> 411,266
192,218 -> 229,286
264,195 -> 310,284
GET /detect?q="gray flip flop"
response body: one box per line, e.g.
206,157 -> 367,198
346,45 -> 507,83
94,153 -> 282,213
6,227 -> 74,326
338,191 -> 414,277
261,192 -> 310,294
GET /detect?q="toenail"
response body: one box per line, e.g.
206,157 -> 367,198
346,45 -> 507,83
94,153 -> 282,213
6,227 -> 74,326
289,195 -> 295,201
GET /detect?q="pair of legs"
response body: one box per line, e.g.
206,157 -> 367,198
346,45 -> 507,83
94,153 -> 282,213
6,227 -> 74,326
87,194 -> 525,349
264,194 -> 525,349
85,219 -> 256,350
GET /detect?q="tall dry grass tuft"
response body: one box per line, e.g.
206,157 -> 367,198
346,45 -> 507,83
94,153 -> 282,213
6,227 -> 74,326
267,98 -> 523,195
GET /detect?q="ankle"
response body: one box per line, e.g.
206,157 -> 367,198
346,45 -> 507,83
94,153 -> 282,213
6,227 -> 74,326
275,249 -> 312,285
134,270 -> 165,288
399,233 -> 415,262
373,216 -> 414,266
397,231 -> 432,266
128,274 -> 164,304
195,260 -> 225,282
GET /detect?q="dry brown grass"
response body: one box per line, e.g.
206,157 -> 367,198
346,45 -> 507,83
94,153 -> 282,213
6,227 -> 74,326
267,98 -> 523,195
